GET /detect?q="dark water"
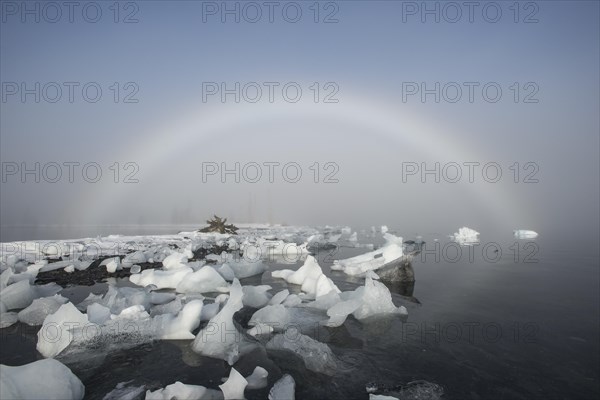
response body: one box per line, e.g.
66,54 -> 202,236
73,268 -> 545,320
1,233 -> 599,399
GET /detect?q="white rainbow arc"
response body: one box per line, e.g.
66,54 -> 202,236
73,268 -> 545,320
80,92 -> 520,228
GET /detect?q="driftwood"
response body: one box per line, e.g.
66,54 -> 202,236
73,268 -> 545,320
199,215 -> 239,234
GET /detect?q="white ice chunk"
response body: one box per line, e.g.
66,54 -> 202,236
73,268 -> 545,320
130,265 -> 141,274
86,303 -> 112,325
268,289 -> 289,305
271,256 -> 339,299
248,304 -> 290,330
1,268 -> 14,290
129,267 -> 193,290
151,298 -> 183,317
122,250 -> 147,265
247,323 -> 274,337
200,302 -> 220,321
0,312 -> 18,328
268,374 -> 295,400
353,276 -> 400,319
213,263 -> 235,281
106,257 -> 120,273
282,294 -> 302,308
152,299 -> 203,340
324,297 -> 362,327
242,285 -> 272,308
225,259 -> 266,279
162,251 -> 189,270
0,280 -> 35,310
37,302 -> 90,358
192,279 -> 255,365
112,304 -> 149,320
332,234 -> 404,277
216,251 -> 266,279
381,225 -> 388,234
18,295 -> 69,326
245,366 -> 268,390
324,275 -> 404,327
176,266 -> 228,294
0,359 -> 84,400
64,265 -> 75,273
219,368 -> 247,400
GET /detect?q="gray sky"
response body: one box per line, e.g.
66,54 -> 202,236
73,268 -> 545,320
1,1 -> 598,241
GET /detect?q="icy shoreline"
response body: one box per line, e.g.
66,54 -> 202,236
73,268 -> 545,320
1,224 -> 430,400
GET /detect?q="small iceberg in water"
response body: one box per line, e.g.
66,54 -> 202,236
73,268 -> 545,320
514,229 -> 539,239
451,227 -> 480,245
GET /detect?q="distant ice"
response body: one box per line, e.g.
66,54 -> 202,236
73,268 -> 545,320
514,229 -> 538,239
451,227 -> 480,245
